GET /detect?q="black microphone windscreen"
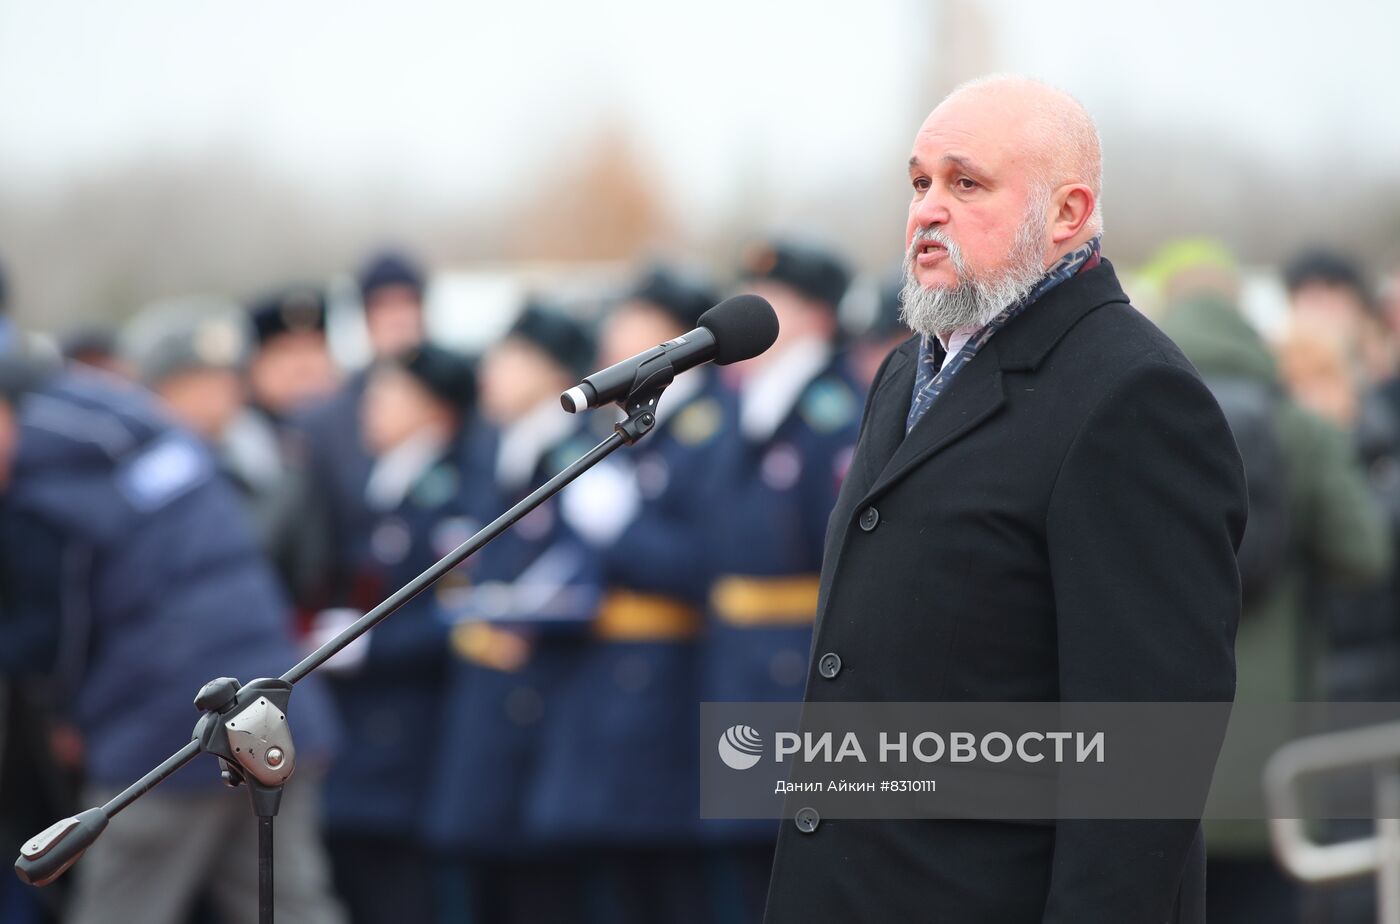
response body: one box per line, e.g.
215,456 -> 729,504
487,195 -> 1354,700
699,295 -> 779,366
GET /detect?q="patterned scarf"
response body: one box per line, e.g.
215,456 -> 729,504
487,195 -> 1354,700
906,235 -> 1102,434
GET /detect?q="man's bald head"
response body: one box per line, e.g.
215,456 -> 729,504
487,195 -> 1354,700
900,74 -> 1104,338
935,75 -> 1103,234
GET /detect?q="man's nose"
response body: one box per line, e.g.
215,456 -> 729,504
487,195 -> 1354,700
910,191 -> 950,232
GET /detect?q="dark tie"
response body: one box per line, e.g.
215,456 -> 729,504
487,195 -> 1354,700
930,339 -> 947,374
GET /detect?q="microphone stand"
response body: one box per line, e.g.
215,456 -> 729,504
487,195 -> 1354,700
13,374 -> 674,924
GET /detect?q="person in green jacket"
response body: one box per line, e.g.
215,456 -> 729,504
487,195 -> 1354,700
1150,241 -> 1392,924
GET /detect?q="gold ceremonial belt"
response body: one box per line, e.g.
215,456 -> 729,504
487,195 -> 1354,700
451,622 -> 531,672
594,590 -> 702,642
710,574 -> 821,626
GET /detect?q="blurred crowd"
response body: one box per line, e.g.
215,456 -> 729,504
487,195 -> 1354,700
0,234 -> 1397,924
1148,242 -> 1400,924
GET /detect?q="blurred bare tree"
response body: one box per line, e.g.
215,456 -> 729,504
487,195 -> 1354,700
499,121 -> 673,262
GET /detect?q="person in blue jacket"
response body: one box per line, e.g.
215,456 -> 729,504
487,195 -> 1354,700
312,343 -> 481,924
699,240 -> 866,922
424,303 -> 603,924
0,351 -> 343,924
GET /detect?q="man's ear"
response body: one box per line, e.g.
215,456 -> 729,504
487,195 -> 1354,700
1050,185 -> 1095,244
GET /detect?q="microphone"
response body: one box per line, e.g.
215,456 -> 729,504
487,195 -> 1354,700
560,294 -> 778,413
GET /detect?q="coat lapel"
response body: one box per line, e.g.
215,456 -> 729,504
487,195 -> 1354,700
856,338 -> 917,488
862,338 -> 1005,504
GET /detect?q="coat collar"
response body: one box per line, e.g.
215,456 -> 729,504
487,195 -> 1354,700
992,257 -> 1130,371
855,259 -> 1130,504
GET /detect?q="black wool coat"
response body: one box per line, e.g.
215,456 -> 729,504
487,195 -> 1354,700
763,259 -> 1247,924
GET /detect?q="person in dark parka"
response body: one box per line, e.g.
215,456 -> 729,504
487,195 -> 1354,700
762,76 -> 1246,924
0,356 -> 344,924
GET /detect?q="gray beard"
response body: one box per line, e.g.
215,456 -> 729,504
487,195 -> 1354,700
899,196 -> 1052,340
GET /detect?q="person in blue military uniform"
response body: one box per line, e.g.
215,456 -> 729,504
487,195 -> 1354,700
850,267 -> 913,388
0,351 -> 344,924
293,251 -> 428,616
246,285 -> 341,426
700,240 -> 865,922
313,343 -> 480,924
531,267 -> 729,924
424,304 -> 604,924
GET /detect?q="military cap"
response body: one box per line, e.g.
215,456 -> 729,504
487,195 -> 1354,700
625,265 -> 717,332
1283,248 -> 1375,311
249,286 -> 327,345
506,302 -> 595,378
392,343 -> 476,410
864,267 -> 909,341
741,239 -> 851,312
358,250 -> 425,303
125,298 -> 250,385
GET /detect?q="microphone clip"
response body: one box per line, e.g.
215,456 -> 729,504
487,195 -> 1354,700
612,352 -> 676,446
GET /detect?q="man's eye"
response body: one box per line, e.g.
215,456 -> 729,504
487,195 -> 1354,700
955,177 -> 979,191
912,177 -> 931,192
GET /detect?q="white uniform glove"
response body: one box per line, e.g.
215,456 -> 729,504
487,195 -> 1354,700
559,458 -> 642,547
306,608 -> 372,674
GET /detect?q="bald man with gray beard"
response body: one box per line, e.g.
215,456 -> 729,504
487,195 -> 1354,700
761,76 -> 1246,923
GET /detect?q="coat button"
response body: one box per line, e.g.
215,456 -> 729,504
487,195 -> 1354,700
817,652 -> 842,679
795,806 -> 820,834
859,507 -> 879,531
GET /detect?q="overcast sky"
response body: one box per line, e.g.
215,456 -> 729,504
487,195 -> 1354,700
1,0 -> 1394,214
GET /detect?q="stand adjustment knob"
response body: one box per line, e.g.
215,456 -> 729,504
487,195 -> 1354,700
194,677 -> 241,713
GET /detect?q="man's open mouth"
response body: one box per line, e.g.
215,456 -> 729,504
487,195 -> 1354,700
915,240 -> 948,265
